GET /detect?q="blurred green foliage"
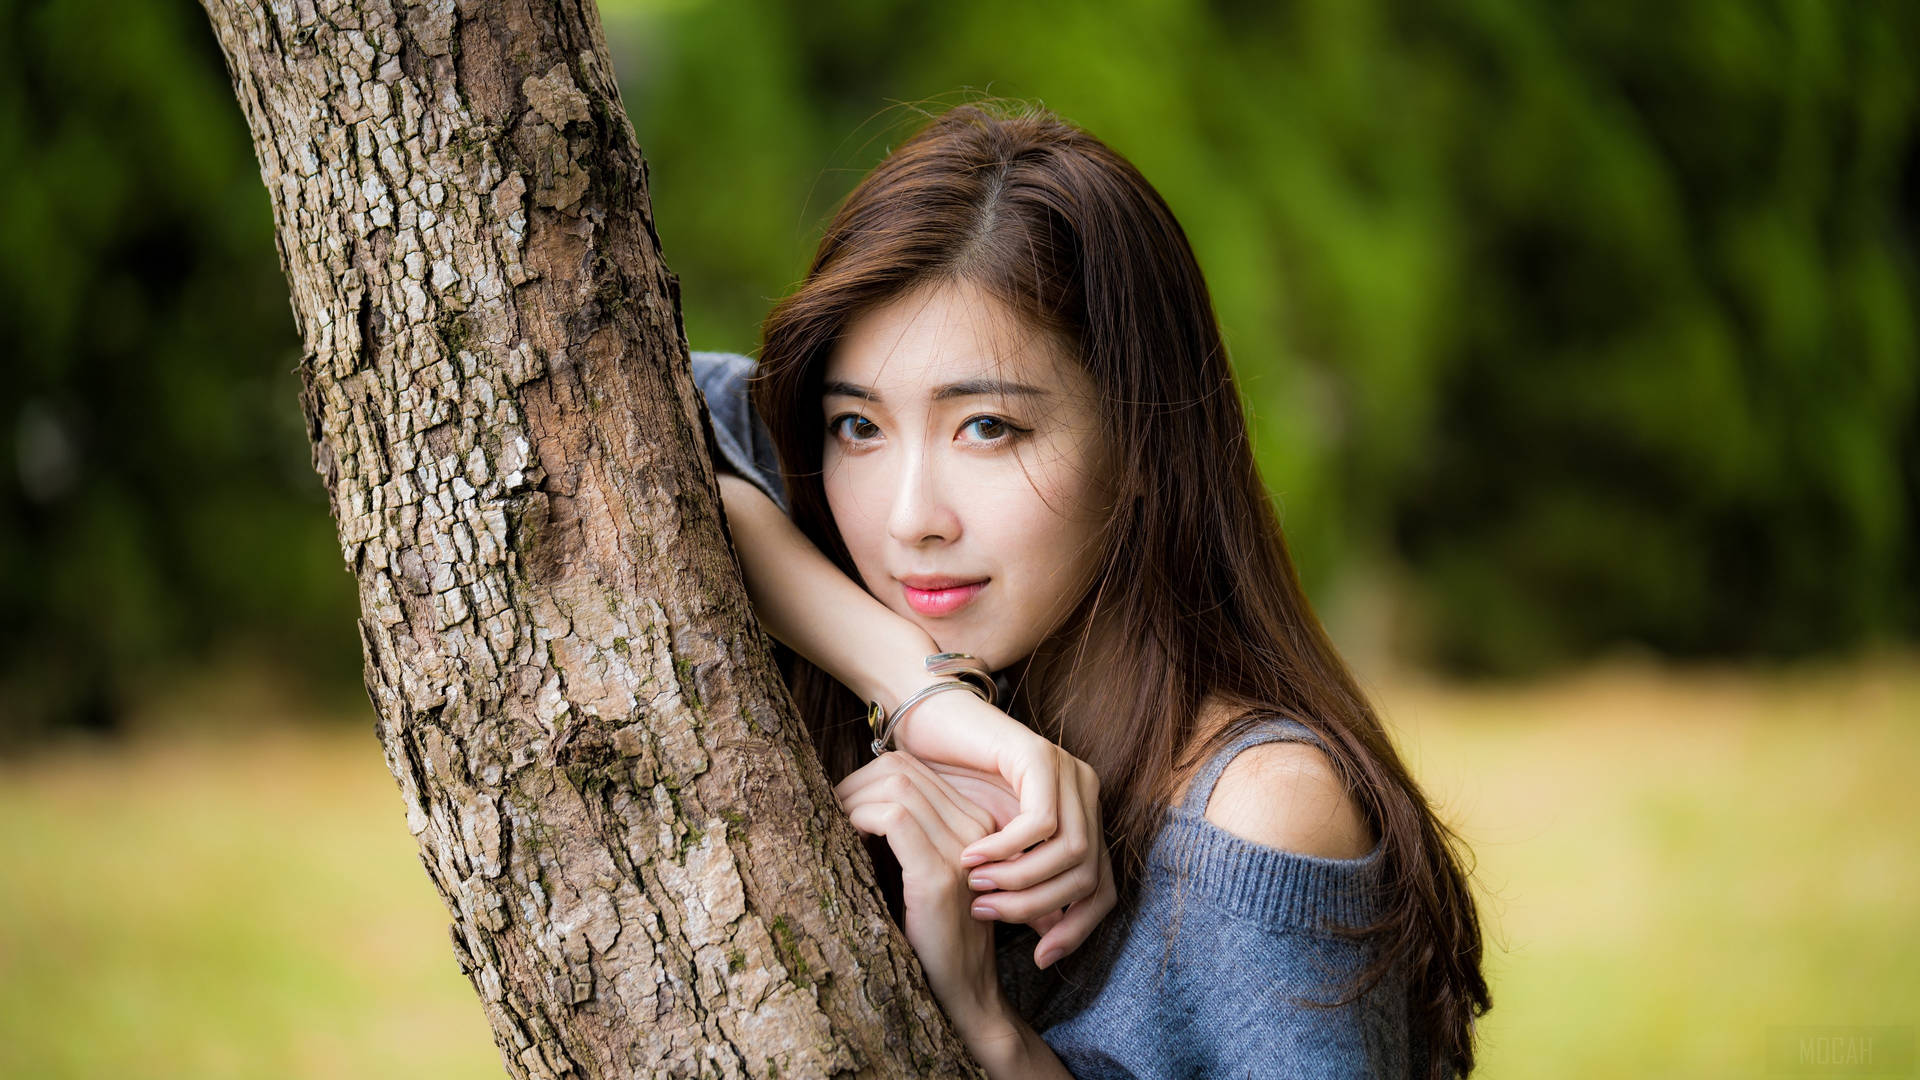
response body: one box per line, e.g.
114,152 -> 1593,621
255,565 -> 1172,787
2,0 -> 1915,738
1,0 -> 365,742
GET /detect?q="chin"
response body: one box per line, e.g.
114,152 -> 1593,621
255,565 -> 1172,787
928,630 -> 990,666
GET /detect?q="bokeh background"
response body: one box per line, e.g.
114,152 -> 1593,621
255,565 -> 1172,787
2,0 -> 1915,1076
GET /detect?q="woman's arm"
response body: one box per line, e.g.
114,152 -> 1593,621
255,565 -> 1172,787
834,750 -> 1080,1080
716,472 -> 1117,965
716,473 -> 939,713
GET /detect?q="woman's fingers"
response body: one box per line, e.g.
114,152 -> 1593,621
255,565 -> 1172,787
833,755 -> 905,803
922,762 -> 1023,829
845,799 -> 948,883
1030,848 -> 1118,969
966,850 -> 1100,924
1026,910 -> 1066,937
841,763 -> 972,856
890,751 -> 996,839
839,752 -> 990,852
958,739 -> 1060,867
967,753 -> 1093,893
843,782 -> 958,869
840,740 -> 1112,967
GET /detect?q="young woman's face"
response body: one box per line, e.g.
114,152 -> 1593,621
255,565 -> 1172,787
821,279 -> 1115,671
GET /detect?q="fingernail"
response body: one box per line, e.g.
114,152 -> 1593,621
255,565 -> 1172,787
971,904 -> 997,920
960,852 -> 987,867
1036,949 -> 1058,969
968,876 -> 994,891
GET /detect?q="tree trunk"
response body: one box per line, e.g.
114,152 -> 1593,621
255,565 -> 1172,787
197,0 -> 982,1075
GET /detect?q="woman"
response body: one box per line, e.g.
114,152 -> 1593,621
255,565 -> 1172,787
693,100 -> 1489,1078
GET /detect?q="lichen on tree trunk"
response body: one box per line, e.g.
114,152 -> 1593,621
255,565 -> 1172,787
197,0 -> 983,1074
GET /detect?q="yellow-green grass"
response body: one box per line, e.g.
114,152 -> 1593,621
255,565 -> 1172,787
1377,652 -> 1920,1078
0,717 -> 498,1078
1,654 -> 1915,1078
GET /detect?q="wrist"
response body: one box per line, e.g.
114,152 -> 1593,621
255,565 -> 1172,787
954,995 -> 1037,1078
947,979 -> 1016,1043
862,647 -> 1001,754
846,631 -> 944,716
887,680 -> 1033,771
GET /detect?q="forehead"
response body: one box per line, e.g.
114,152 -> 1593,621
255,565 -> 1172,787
824,279 -> 1080,396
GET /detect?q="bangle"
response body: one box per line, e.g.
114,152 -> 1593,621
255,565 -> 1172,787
868,679 -> 986,757
864,652 -> 996,756
924,651 -> 997,706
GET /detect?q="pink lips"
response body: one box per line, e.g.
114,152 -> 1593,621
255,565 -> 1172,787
900,578 -> 988,617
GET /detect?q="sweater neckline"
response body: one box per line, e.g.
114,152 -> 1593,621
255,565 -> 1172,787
1149,803 -> 1388,930
1148,714 -> 1390,931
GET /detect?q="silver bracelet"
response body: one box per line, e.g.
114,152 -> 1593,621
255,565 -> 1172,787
868,678 -> 989,757
924,651 -> 997,706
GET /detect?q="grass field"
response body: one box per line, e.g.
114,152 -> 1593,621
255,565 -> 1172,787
2,653 -> 1915,1078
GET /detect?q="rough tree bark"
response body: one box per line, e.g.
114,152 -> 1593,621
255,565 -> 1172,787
197,0 -> 983,1075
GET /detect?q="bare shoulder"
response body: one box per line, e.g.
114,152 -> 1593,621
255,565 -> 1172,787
1201,735 -> 1377,860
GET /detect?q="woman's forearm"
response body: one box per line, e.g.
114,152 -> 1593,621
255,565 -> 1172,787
716,473 -> 941,714
717,473 -> 1044,776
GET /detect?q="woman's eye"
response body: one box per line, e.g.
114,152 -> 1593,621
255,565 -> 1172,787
829,413 -> 1026,447
963,415 -> 1024,443
829,413 -> 880,442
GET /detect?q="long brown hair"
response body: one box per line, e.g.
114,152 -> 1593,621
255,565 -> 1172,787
748,98 -> 1490,1077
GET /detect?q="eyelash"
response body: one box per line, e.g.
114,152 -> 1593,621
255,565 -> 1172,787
826,413 -> 1030,448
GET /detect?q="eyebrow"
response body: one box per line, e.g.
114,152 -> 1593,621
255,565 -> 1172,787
820,377 -> 1050,404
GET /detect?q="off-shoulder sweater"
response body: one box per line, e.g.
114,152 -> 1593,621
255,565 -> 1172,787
692,348 -> 1422,1078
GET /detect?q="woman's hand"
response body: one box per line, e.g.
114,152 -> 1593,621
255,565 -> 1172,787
707,475 -> 1114,966
892,688 -> 1117,971
834,750 -> 1012,1039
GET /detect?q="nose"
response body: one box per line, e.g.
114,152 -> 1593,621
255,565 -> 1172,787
886,440 -> 962,546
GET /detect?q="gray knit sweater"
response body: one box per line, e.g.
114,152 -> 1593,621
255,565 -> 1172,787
692,349 -> 1419,1078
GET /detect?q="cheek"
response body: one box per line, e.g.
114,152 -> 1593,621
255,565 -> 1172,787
994,462 -> 1109,598
1017,425 -> 1111,516
824,467 -> 891,585
823,458 -> 882,529
977,486 -> 1098,589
